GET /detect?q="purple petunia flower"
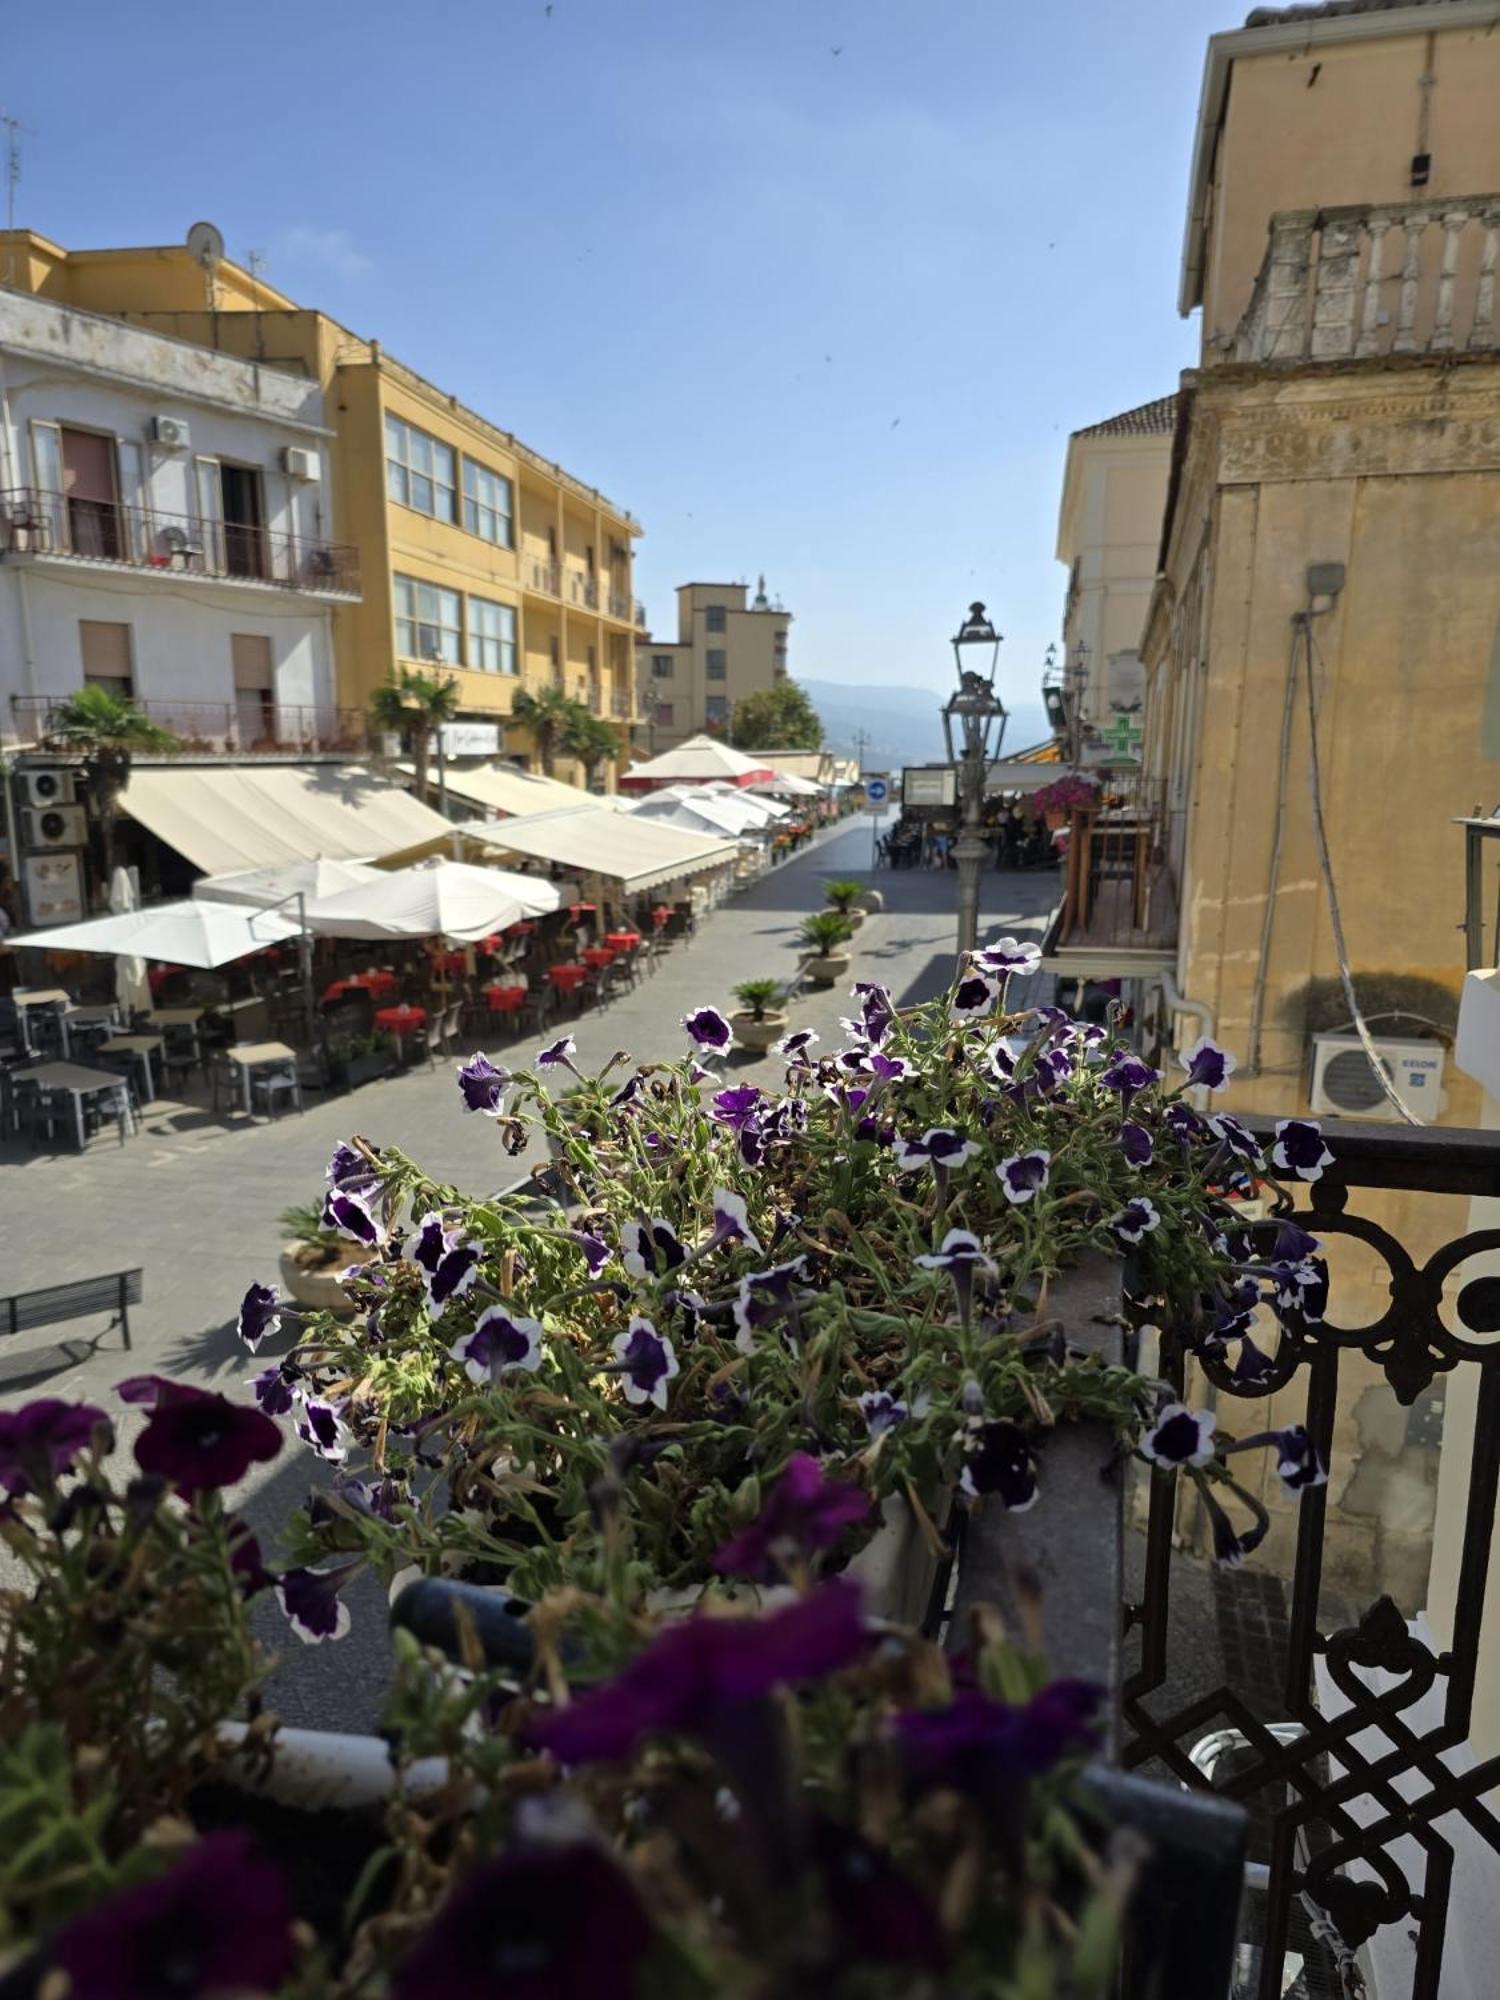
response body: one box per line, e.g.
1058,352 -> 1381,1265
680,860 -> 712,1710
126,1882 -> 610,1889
715,1451 -> 871,1578
1272,1118 -> 1334,1183
710,1186 -> 763,1254
858,1389 -> 910,1439
737,1118 -> 767,1168
609,1070 -> 646,1110
451,1306 -> 546,1384
405,1213 -> 482,1312
1231,1334 -> 1276,1386
393,1842 -> 655,1999
711,1083 -> 763,1131
294,1397 -> 352,1465
611,1317 -> 679,1409
1118,1121 -> 1154,1170
1140,1402 -> 1216,1469
277,1560 -> 359,1643
915,1228 -> 994,1275
235,1282 -> 281,1353
775,1026 -> 820,1062
894,1126 -> 978,1173
535,1033 -> 577,1070
326,1140 -> 373,1188
851,981 -> 896,1048
733,1257 -> 808,1350
572,1229 -> 611,1276
1101,1050 -> 1160,1104
1110,1196 -> 1161,1246
951,971 -> 999,1022
960,1421 -> 1039,1510
51,1833 -> 295,2000
620,1217 -> 686,1282
322,1185 -> 381,1245
868,1049 -> 910,1083
247,1364 -> 297,1418
120,1376 -> 282,1499
456,1051 -> 511,1116
529,1578 -> 868,1764
1270,1258 -> 1329,1324
1181,1035 -> 1237,1094
227,1521 -> 273,1599
1207,1112 -> 1261,1163
0,1399 -> 108,1497
996,1150 -> 1051,1205
895,1680 -> 1100,1798
683,1005 -> 733,1053
812,1816 -> 948,1973
1272,1424 -> 1328,1494
975,936 -> 1043,977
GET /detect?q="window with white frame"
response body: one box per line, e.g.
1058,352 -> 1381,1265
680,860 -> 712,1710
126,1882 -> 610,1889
385,415 -> 457,522
467,595 -> 518,674
463,460 -> 514,547
394,574 -> 462,665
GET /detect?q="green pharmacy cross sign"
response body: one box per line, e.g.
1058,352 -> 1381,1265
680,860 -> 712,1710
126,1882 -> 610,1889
1101,711 -> 1144,761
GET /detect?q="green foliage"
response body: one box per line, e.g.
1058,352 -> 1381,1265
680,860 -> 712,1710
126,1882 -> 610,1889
1280,971 -> 1458,1040
280,1200 -> 340,1245
368,666 -> 462,736
732,977 -> 786,1019
729,678 -> 824,750
800,909 -> 856,953
48,685 -> 180,756
562,709 -> 622,782
822,879 -> 865,913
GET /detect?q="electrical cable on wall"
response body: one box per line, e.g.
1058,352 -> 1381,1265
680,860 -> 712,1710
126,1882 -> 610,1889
1245,621 -> 1304,1073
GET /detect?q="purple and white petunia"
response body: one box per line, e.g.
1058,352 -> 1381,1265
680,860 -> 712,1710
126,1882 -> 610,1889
456,1052 -> 511,1116
683,1005 -> 733,1054
1118,1122 -> 1155,1171
996,1150 -> 1051,1205
451,1306 -> 545,1383
236,1282 -> 281,1353
611,1317 -> 679,1409
322,1185 -> 381,1246
915,1228 -> 995,1276
894,1127 -> 979,1173
950,971 -> 999,1022
247,1364 -> 297,1418
326,1141 -> 377,1191
709,1186 -> 763,1255
858,1389 -> 910,1439
1272,1424 -> 1328,1494
1101,1050 -> 1161,1103
733,1257 -> 808,1351
0,1399 -> 109,1497
774,1027 -> 820,1063
571,1228 -> 612,1276
621,1218 -> 687,1281
535,1033 -> 577,1070
277,1561 -> 358,1644
714,1451 -> 870,1578
960,1421 -> 1039,1510
1180,1036 -> 1237,1094
405,1213 -> 482,1312
975,936 -> 1042,978
851,981 -> 896,1048
1272,1118 -> 1334,1183
1207,1112 -> 1262,1163
294,1397 -> 353,1465
710,1083 -> 763,1131
1110,1196 -> 1161,1246
1140,1402 -> 1216,1469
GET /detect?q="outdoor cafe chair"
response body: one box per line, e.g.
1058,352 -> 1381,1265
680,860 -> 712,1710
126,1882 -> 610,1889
250,1064 -> 303,1119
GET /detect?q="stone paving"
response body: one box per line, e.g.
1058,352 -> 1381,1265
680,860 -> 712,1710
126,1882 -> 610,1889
0,823 -> 1061,1726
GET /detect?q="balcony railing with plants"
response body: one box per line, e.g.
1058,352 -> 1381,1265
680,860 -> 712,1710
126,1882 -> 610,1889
0,487 -> 360,597
12,693 -> 370,758
1047,770 -> 1176,955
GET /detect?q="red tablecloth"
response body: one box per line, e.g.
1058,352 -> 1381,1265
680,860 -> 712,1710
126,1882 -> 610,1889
324,970 -> 399,1005
547,963 -> 588,991
506,921 -> 538,937
485,984 -> 527,1013
581,947 -> 615,969
568,903 -> 597,920
375,1005 -> 427,1033
433,950 -> 467,977
604,930 -> 641,951
649,907 -> 671,929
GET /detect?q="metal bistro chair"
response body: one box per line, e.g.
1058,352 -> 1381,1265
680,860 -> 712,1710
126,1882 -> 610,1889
13,1079 -> 64,1149
160,1022 -> 205,1096
250,1062 -> 303,1119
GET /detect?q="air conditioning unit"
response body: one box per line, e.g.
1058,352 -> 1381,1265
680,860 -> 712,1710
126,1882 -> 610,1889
17,767 -> 77,808
149,415 -> 191,450
1309,1032 -> 1445,1123
282,446 -> 319,480
22,804 -> 88,850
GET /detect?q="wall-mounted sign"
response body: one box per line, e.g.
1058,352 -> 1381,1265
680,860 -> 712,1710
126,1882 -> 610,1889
902,766 -> 956,808
440,722 -> 503,757
23,851 -> 85,927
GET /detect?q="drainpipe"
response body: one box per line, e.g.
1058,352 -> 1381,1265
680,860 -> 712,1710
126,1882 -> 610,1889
0,352 -> 39,701
1161,968 -> 1216,1109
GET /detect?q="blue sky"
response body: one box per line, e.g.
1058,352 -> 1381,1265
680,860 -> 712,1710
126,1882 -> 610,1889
8,0 -> 1224,720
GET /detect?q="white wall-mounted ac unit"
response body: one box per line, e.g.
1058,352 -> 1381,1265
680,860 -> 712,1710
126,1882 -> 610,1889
22,804 -> 88,850
282,446 -> 319,480
149,415 -> 191,450
1309,1032 -> 1445,1123
17,768 -> 77,808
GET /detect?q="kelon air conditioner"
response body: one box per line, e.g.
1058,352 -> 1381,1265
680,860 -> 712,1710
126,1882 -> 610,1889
149,414 -> 191,449
282,446 -> 320,480
22,804 -> 88,850
17,768 -> 77,808
1308,1032 -> 1444,1124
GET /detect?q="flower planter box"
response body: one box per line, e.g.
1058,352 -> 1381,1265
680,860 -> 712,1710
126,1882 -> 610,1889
730,1008 -> 787,1054
347,1052 -> 397,1089
802,949 -> 851,988
278,1240 -> 378,1318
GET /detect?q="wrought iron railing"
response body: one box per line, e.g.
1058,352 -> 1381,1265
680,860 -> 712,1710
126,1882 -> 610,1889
566,570 -> 599,610
1053,772 -> 1174,952
606,589 -> 632,621
527,557 -> 560,596
611,688 -> 631,721
0,488 -> 359,596
634,600 -> 647,629
11,694 -> 370,758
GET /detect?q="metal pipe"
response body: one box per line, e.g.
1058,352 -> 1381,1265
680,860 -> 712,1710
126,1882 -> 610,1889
1161,968 -> 1216,1107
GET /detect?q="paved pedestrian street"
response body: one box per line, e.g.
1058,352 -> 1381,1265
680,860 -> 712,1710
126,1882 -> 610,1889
0,825 -> 1058,1727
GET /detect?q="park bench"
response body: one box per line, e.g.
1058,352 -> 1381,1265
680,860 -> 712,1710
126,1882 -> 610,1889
2,1269 -> 140,1371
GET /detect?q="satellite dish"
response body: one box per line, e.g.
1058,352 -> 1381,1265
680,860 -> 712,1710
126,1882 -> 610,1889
186,221 -> 225,272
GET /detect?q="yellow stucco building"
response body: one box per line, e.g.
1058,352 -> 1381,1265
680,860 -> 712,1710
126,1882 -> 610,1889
636,578 -> 792,752
0,230 -> 642,786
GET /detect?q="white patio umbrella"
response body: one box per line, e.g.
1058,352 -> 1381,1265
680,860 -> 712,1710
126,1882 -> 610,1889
9,899 -> 300,968
301,859 -> 559,943
109,867 -> 152,1018
193,857 -> 384,909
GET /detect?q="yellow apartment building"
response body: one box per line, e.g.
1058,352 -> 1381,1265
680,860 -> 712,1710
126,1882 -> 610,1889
637,577 -> 792,751
0,230 -> 643,787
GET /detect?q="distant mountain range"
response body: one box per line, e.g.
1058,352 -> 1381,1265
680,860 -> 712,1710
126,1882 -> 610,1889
800,677 -> 1051,775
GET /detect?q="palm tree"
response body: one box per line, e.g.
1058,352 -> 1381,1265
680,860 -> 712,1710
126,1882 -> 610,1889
512,686 -> 585,778
47,686 -> 179,883
369,667 -> 461,804
563,711 -> 622,791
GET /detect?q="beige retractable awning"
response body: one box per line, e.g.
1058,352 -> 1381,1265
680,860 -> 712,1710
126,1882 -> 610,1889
397,761 -> 595,817
455,805 -> 739,892
122,765 -> 454,876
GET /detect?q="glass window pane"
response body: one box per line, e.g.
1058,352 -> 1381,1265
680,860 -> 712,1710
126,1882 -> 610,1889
411,473 -> 433,514
409,431 -> 432,477
385,415 -> 405,460
435,441 -> 455,486
387,461 -> 408,505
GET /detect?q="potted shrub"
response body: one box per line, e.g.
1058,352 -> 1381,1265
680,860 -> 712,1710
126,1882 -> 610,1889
729,976 -> 788,1053
823,879 -> 868,929
799,908 -> 855,986
345,1030 -> 398,1089
276,1201 -> 378,1317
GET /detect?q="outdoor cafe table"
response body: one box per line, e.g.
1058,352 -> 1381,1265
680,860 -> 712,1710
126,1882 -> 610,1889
147,1007 -> 205,1027
604,930 -> 641,952
69,1004 -> 123,1030
484,984 -> 527,1015
12,989 -> 73,1055
223,1041 -> 298,1117
13,1060 -> 133,1151
375,1003 -> 427,1058
323,970 -> 399,1005
432,950 -> 468,978
581,947 -> 615,971
97,1033 -> 164,1104
547,963 -> 589,1001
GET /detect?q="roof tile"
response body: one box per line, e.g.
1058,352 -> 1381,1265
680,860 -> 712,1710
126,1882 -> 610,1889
1071,393 -> 1179,441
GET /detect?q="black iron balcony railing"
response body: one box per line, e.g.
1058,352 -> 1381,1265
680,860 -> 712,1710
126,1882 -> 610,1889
566,570 -> 599,610
1052,771 -> 1176,955
611,688 -> 631,721
0,488 -> 359,597
527,557 -> 560,595
12,693 -> 370,758
634,599 -> 647,628
606,588 -> 632,621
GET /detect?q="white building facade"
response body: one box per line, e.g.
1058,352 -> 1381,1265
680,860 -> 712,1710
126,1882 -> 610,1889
0,291 -> 357,752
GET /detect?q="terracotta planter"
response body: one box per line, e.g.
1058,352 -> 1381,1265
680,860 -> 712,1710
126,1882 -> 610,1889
278,1240 -> 378,1319
804,949 -> 851,988
730,1008 -> 788,1054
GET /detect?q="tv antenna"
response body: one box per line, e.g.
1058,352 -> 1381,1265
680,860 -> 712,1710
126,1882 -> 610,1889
1,112 -> 29,288
186,219 -> 225,310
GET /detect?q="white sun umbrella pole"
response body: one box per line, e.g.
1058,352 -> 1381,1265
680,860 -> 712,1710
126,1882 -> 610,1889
109,867 -> 151,1021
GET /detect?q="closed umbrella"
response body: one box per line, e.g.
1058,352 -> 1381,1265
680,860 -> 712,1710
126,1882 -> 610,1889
9,899 -> 301,968
110,867 -> 151,1019
302,859 -> 559,943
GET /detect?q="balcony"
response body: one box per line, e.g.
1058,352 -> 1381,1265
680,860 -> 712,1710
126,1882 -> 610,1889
1231,197 -> 1500,366
634,600 -> 647,629
527,557 -> 560,596
566,571 -> 599,611
606,589 -> 633,622
12,693 -> 370,759
1044,771 -> 1178,973
0,489 -> 360,598
611,688 -> 632,721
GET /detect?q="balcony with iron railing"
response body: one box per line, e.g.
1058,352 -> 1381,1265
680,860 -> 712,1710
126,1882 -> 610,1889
527,557 -> 561,596
606,588 -> 633,622
11,693 -> 370,759
634,599 -> 647,629
1230,196 -> 1500,367
0,489 -> 360,598
1044,769 -> 1177,967
566,570 -> 599,610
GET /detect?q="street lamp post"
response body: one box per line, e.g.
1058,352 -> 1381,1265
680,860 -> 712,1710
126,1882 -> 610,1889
941,602 -> 1007,959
